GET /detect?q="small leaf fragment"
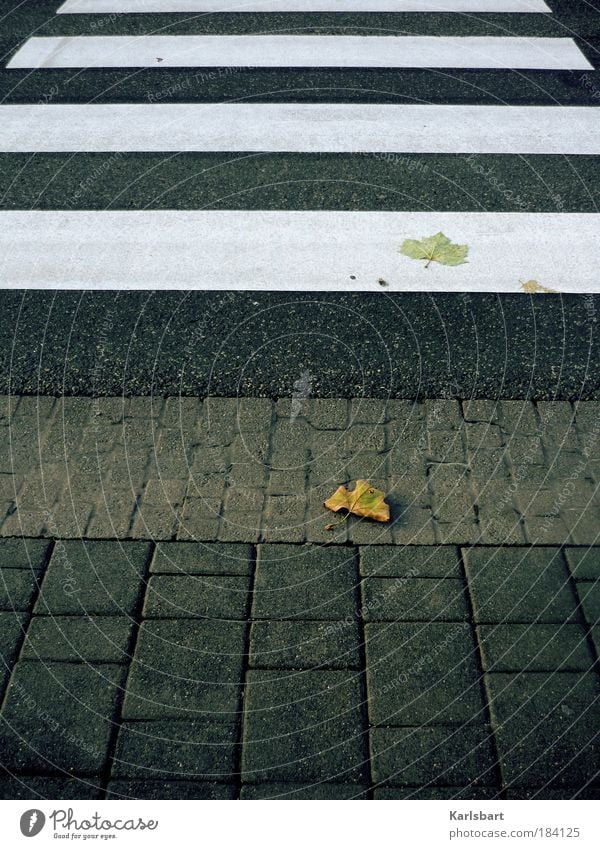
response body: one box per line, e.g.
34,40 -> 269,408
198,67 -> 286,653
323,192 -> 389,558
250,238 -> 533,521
324,479 -> 390,529
400,232 -> 468,268
520,279 -> 557,294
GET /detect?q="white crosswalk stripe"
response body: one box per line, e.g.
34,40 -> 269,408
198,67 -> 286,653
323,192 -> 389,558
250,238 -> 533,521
57,0 -> 552,13
2,211 -> 599,292
2,104 -> 599,154
8,35 -> 592,70
2,2 -> 598,293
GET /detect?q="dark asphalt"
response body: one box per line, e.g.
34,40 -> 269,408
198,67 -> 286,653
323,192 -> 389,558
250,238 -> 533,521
0,291 -> 597,399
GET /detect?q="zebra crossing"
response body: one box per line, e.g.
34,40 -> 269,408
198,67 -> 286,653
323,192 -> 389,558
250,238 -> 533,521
0,0 -> 598,291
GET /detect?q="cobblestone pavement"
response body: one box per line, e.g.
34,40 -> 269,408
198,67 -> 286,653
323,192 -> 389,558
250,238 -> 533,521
1,395 -> 600,546
0,396 -> 599,799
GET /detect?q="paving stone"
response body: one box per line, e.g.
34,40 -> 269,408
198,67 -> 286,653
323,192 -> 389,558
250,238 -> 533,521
365,622 -> 485,726
573,401 -> 600,433
107,780 -> 236,800
487,672 -> 600,788
0,538 -> 50,570
151,542 -> 252,575
111,719 -> 238,781
122,619 -> 245,720
35,541 -> 150,615
242,669 -> 366,783
310,432 -> 354,459
253,545 -> 356,621
241,782 -> 367,799
506,436 -> 546,467
0,569 -> 42,611
374,785 -> 501,800
267,468 -> 307,496
361,578 -> 469,622
465,423 -> 504,451
359,545 -> 461,578
427,430 -> 466,464
478,624 -> 594,672
21,616 -> 133,662
143,575 -> 250,620
476,513 -> 526,546
370,726 -> 496,787
346,426 -> 386,454
426,400 -> 462,431
565,547 -> 600,580
261,496 -> 306,543
0,662 -> 125,774
304,400 -> 347,430
0,776 -> 103,799
249,620 -> 361,670
463,547 -> 579,623
435,520 -> 482,546
1,509 -> 48,538
391,507 -> 436,545
237,398 -> 273,434
586,604 -> 600,650
85,495 -> 135,539
525,516 -> 572,546
577,581 -> 600,624
462,400 -> 500,424
347,517 -> 394,546
0,611 -> 26,695
350,399 -> 388,425
537,402 -> 575,433
178,497 -> 221,542
218,514 -> 261,544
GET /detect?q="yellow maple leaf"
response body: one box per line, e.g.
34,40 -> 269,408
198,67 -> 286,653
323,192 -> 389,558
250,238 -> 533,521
324,479 -> 390,530
520,280 -> 557,294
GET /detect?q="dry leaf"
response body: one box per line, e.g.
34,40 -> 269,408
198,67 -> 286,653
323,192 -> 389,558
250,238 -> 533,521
400,232 -> 468,268
324,479 -> 390,527
520,280 -> 557,294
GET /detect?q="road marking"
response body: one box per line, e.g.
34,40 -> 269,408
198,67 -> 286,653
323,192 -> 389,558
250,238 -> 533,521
57,0 -> 552,13
1,211 -> 597,292
2,104 -> 599,154
8,35 -> 591,70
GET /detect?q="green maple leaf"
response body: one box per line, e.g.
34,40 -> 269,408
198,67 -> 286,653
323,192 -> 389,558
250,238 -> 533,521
400,232 -> 468,268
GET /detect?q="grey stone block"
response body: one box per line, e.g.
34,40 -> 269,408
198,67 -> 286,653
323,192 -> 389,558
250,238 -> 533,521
370,726 -> 496,786
359,545 -> 461,578
111,719 -> 238,781
464,547 -> 579,623
253,545 -> 356,620
361,578 -> 469,622
242,669 -> 366,783
35,541 -> 150,615
478,624 -> 594,672
249,620 -> 361,670
0,662 -> 125,774
365,622 -> 484,725
143,575 -> 250,620
151,542 -> 252,575
122,619 -> 245,720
